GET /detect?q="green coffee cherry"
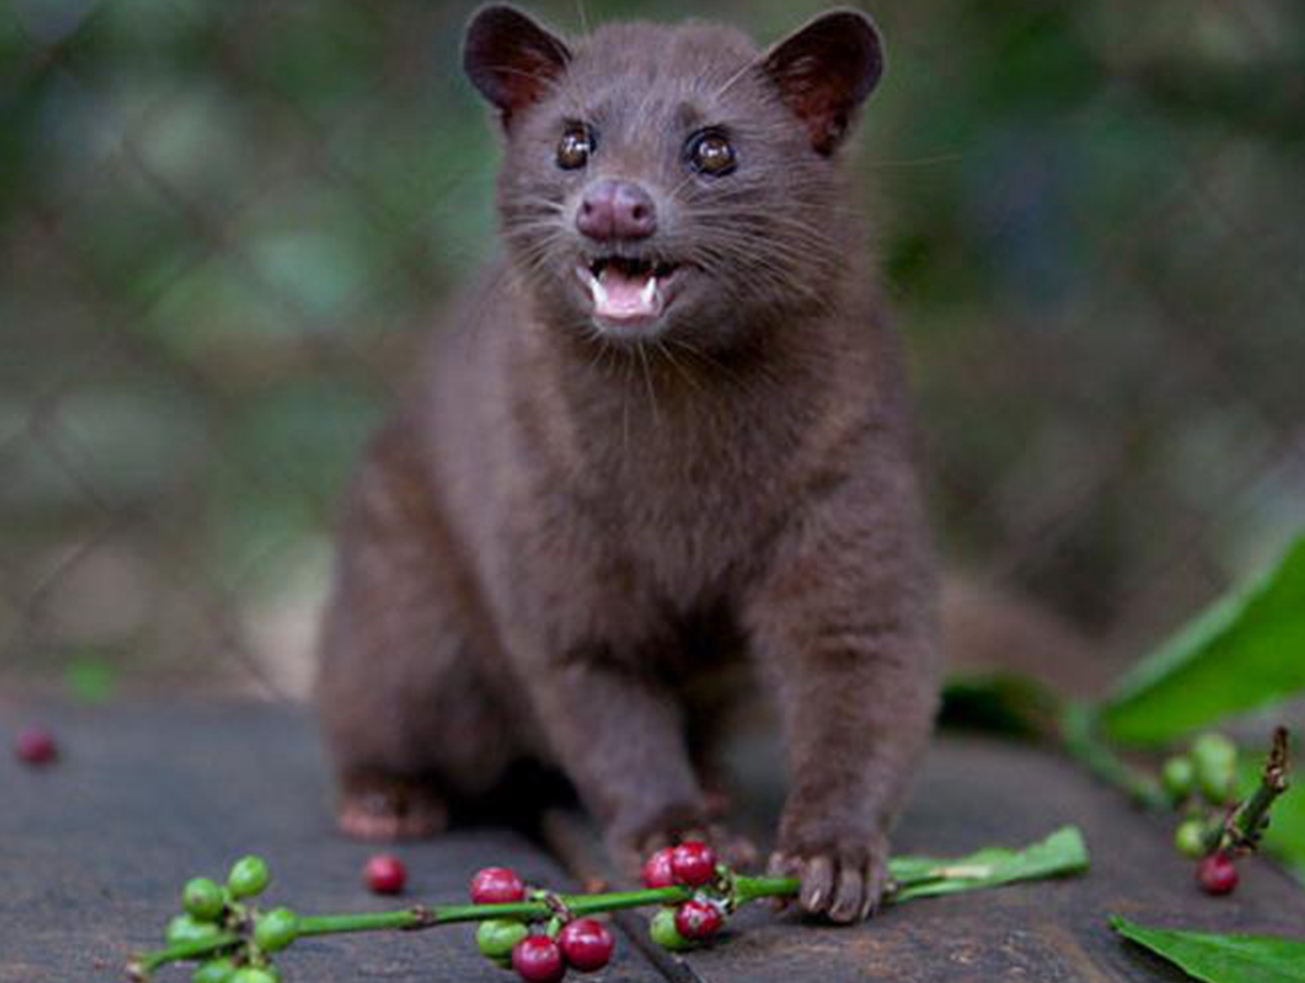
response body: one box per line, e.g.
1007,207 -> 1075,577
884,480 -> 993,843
227,856 -> 271,898
183,877 -> 226,922
192,958 -> 236,983
1174,818 -> 1208,858
1161,756 -> 1195,803
229,969 -> 278,983
166,914 -> 222,945
476,918 -> 529,960
253,908 -> 298,953
1191,733 -> 1238,804
650,908 -> 692,951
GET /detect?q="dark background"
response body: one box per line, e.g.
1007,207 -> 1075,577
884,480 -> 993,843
3,0 -> 1303,699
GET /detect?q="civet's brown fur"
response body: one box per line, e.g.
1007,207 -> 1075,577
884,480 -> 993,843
318,6 -> 939,923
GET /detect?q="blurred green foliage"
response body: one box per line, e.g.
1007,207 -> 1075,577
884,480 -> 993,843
1102,536 -> 1305,745
1,0 -> 1303,684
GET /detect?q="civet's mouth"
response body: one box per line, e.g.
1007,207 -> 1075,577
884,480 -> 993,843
576,255 -> 683,330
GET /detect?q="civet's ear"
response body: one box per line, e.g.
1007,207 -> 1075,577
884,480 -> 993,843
759,9 -> 885,156
463,5 -> 572,127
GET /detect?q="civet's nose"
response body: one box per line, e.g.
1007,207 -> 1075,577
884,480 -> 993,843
576,179 -> 657,241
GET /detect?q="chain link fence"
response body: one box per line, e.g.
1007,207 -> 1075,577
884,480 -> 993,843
3,0 -> 1303,700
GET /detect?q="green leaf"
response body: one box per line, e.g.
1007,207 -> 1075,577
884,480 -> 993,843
1110,915 -> 1305,983
1100,536 -> 1305,745
889,826 -> 1088,902
1263,785 -> 1305,886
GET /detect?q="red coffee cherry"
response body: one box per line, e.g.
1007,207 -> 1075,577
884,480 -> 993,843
364,854 -> 407,895
674,900 -> 723,940
557,918 -> 615,972
1196,853 -> 1238,896
16,726 -> 57,765
471,866 -> 527,904
670,842 -> 717,887
512,935 -> 566,983
641,848 -> 677,889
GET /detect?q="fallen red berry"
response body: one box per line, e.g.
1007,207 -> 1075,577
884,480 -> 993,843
471,866 -> 526,904
674,899 -> 723,940
15,726 -> 57,765
512,935 -> 565,983
641,848 -> 677,889
670,842 -> 717,887
558,918 -> 614,972
364,854 -> 407,895
1197,852 -> 1238,896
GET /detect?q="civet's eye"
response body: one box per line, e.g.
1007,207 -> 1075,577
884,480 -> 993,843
686,129 -> 736,176
557,122 -> 596,170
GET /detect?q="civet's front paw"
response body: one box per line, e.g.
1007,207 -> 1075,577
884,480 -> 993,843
769,820 -> 890,923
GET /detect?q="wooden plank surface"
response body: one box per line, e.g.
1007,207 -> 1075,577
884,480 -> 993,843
0,700 -> 664,983
666,732 -> 1305,983
3,700 -> 1301,983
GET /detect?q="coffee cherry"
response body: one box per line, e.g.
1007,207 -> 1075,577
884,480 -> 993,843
166,914 -> 222,944
1201,774 -> 1237,806
477,919 -> 529,960
182,878 -> 226,922
1197,852 -> 1239,896
227,855 -> 270,898
1174,819 -> 1208,859
471,866 -> 526,904
192,958 -> 236,983
1161,756 -> 1195,803
649,908 -> 692,951
670,842 -> 717,887
230,969 -> 278,983
15,726 -> 57,765
558,918 -> 615,972
674,900 -> 723,940
642,848 -> 677,889
1192,733 -> 1238,804
364,854 -> 407,895
511,936 -> 566,983
254,907 -> 298,952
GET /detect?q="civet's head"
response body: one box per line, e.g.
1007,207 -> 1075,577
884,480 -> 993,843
463,5 -> 884,349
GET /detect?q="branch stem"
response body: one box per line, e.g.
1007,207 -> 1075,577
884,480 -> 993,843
128,829 -> 1088,981
1059,703 -> 1168,810
1213,725 -> 1292,854
128,880 -> 797,977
